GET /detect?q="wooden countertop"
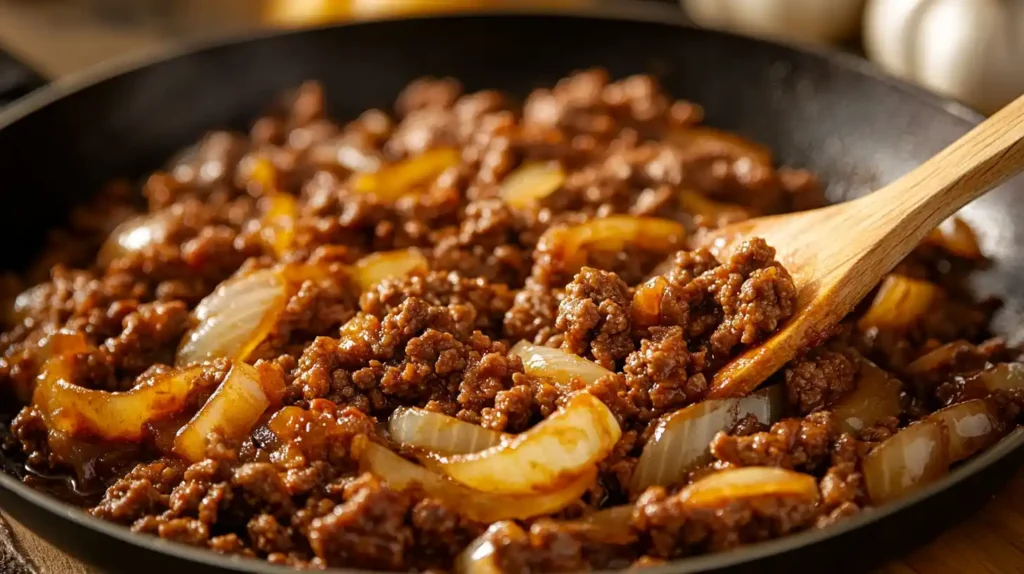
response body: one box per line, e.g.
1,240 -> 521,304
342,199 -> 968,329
1,2 -> 1022,573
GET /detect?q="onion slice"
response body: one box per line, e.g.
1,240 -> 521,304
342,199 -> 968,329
173,362 -> 280,462
927,399 -> 1003,464
970,362 -> 1024,393
536,216 -> 686,278
97,210 -> 173,267
356,437 -> 596,522
176,268 -> 289,366
630,385 -> 785,495
905,340 -> 978,376
863,420 -> 948,505
500,162 -> 565,208
577,505 -> 637,544
678,189 -> 749,228
260,193 -> 298,258
667,127 -> 773,169
679,467 -> 820,507
429,392 -> 621,494
924,216 -> 983,260
455,522 -> 527,574
510,341 -> 612,389
857,274 -> 941,332
352,148 -> 459,200
33,361 -> 208,441
353,248 -> 429,291
388,407 -> 506,455
832,358 -> 903,433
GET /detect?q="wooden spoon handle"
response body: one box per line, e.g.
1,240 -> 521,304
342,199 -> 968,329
869,93 -> 1024,234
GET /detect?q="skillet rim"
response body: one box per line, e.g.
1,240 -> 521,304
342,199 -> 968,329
0,6 -> 1020,573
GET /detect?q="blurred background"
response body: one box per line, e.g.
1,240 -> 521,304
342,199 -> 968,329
0,0 -> 1021,115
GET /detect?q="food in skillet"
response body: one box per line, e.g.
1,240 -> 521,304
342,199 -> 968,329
0,70 -> 1020,571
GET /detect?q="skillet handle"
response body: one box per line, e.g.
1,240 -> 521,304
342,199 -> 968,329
0,46 -> 47,108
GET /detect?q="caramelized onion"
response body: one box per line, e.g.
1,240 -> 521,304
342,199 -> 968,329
455,522 -> 526,574
970,362 -> 1024,392
678,189 -> 749,228
630,385 -> 785,495
667,127 -> 772,169
631,276 -> 669,329
352,148 -> 459,200
500,162 -> 565,208
388,407 -> 506,455
353,248 -> 429,291
176,268 -> 288,366
924,216 -> 983,260
857,274 -> 940,332
863,420 -> 948,504
356,437 -> 596,522
906,340 -> 978,375
928,399 -> 1002,463
537,216 -> 686,277
832,359 -> 903,433
577,505 -> 637,544
97,210 -> 173,267
510,341 -> 612,389
679,467 -> 819,507
260,193 -> 298,258
429,392 -> 621,494
174,362 -> 279,462
33,361 -> 208,441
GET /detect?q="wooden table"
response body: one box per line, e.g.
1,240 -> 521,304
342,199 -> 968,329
1,2 -> 1023,573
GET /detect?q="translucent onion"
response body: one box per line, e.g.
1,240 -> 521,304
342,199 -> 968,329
260,193 -> 298,258
388,407 -> 506,455
577,505 -> 637,544
510,340 -> 612,389
356,437 -> 596,522
33,361 -> 208,441
679,467 -> 820,507
928,399 -> 1002,463
863,420 -> 949,505
667,127 -> 772,169
352,148 -> 459,200
924,216 -> 983,260
454,521 -> 526,574
630,385 -> 785,495
678,189 -> 749,228
537,216 -> 687,277
97,210 -> 173,267
500,162 -> 565,209
429,392 -> 621,494
176,268 -> 288,366
905,340 -> 977,375
173,362 -> 280,462
970,362 -> 1024,392
857,274 -> 941,332
631,276 -> 669,330
832,359 -> 903,433
353,248 -> 429,291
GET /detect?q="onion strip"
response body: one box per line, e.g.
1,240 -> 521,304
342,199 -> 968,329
928,399 -> 1003,464
679,466 -> 820,507
429,392 -> 621,494
356,437 -> 596,522
388,407 -> 507,455
454,522 -> 526,574
352,148 -> 459,200
173,362 -> 279,462
832,358 -> 903,433
510,341 -> 612,389
863,420 -> 948,504
857,274 -> 941,332
353,249 -> 429,291
500,162 -> 565,208
630,385 -> 785,495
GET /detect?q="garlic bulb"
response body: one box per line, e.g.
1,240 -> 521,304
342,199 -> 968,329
682,0 -> 866,46
864,0 -> 1024,114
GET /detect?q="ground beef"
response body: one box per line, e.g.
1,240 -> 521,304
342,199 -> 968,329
556,267 -> 634,370
709,412 -> 839,471
784,346 -> 859,414
0,71 -> 1013,572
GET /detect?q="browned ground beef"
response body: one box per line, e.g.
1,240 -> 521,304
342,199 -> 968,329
0,71 -> 1018,572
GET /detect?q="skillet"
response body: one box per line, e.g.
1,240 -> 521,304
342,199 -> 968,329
0,3 -> 1023,573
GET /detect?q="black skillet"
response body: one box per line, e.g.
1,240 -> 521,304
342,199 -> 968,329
1,3 -> 1023,573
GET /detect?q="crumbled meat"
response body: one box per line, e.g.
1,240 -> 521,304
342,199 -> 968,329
0,71 -> 1010,572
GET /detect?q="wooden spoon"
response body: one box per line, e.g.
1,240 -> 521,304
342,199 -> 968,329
705,94 -> 1024,399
